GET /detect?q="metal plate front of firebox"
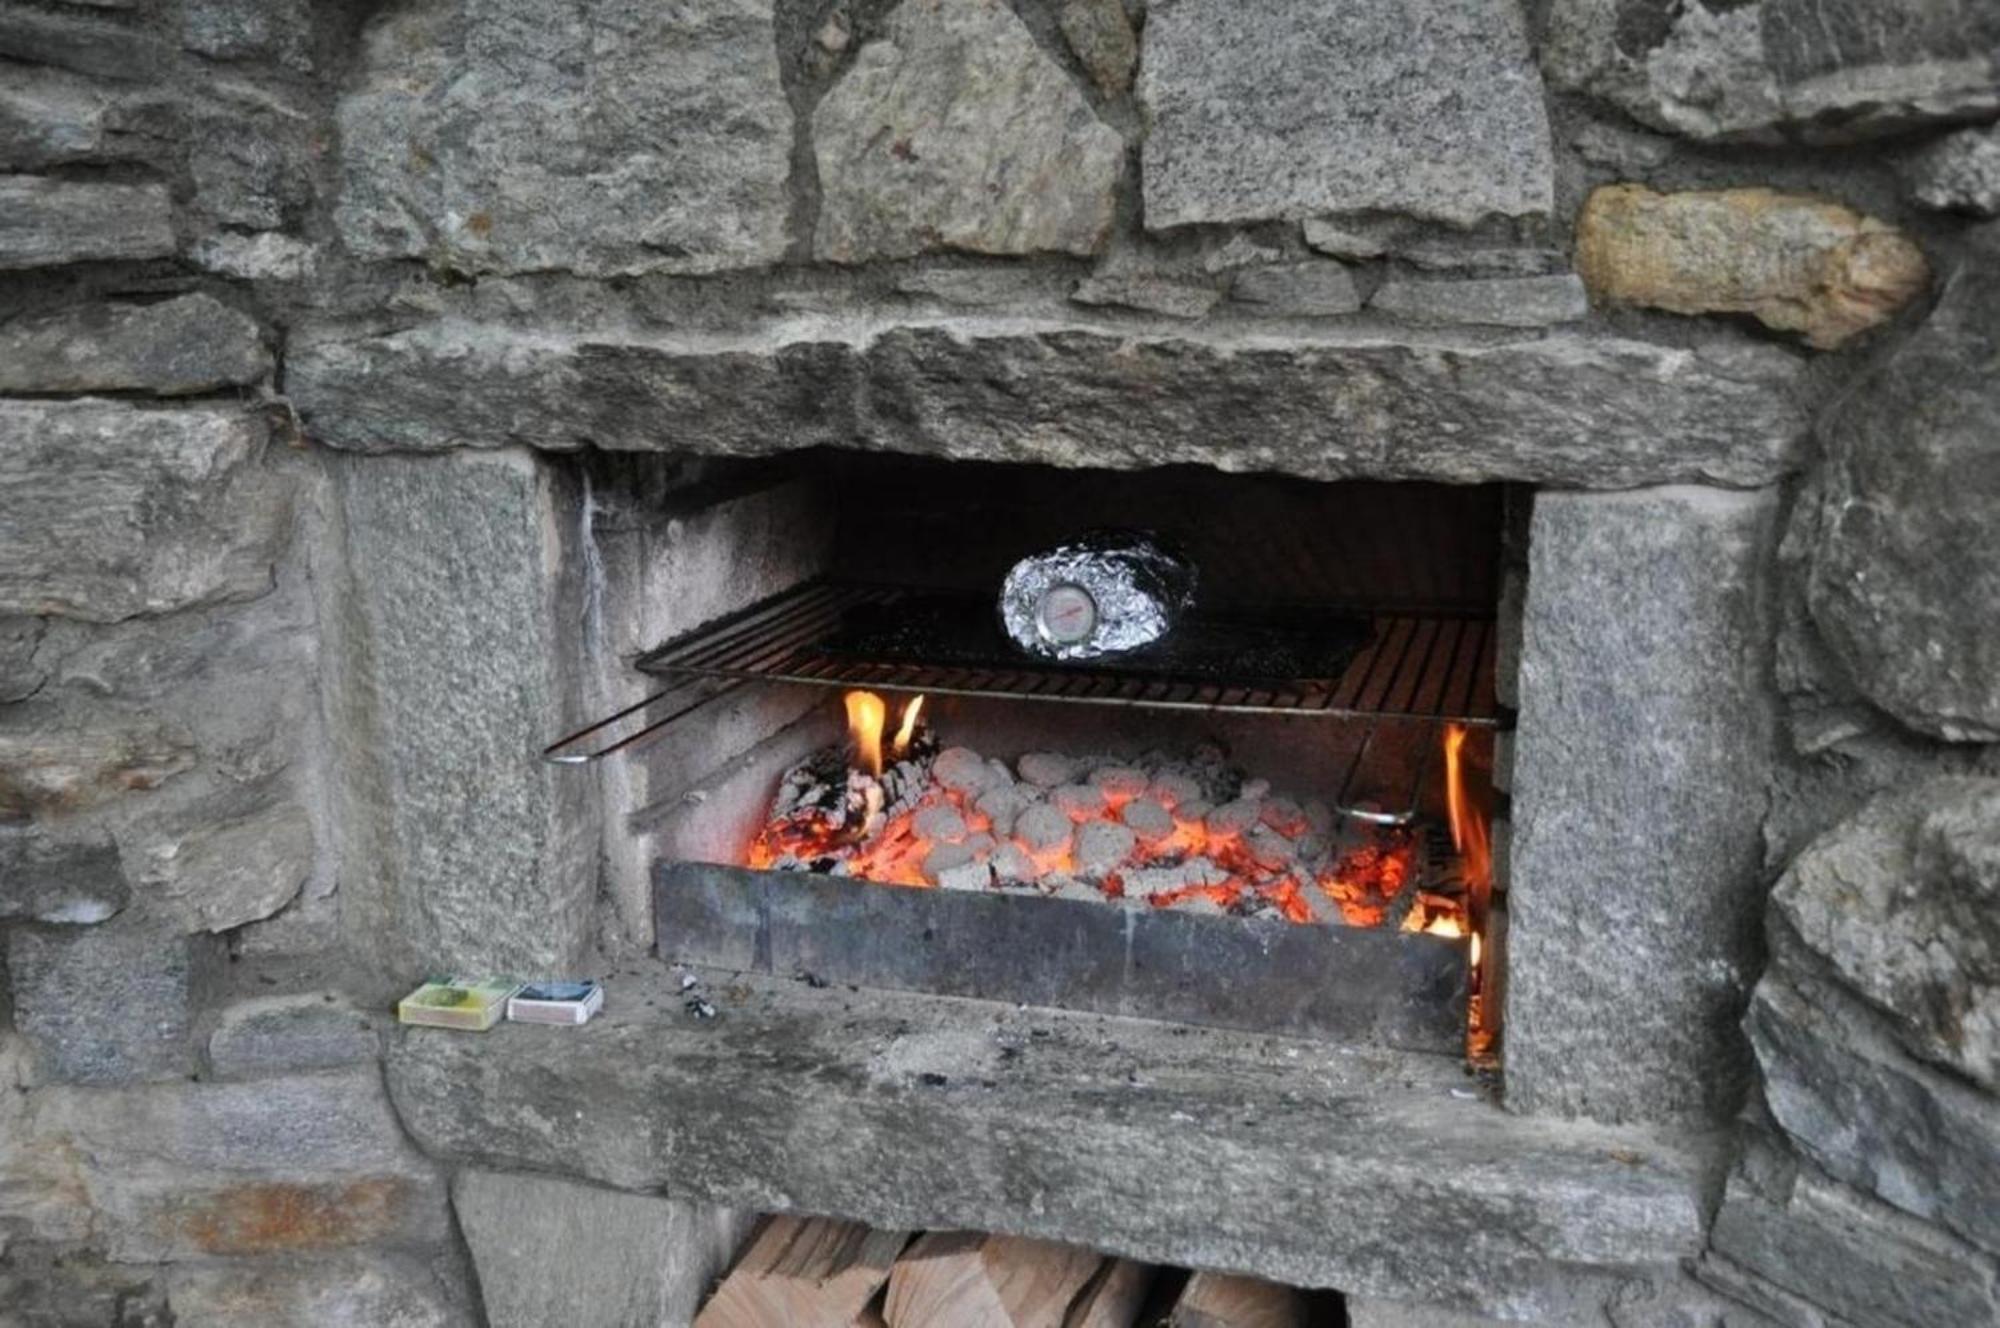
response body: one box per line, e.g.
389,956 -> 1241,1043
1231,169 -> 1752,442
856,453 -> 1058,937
653,862 -> 1469,1055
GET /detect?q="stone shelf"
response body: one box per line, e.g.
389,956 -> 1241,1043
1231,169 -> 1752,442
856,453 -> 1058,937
385,965 -> 1714,1305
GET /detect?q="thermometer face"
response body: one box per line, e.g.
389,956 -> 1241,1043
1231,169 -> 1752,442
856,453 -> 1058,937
1035,583 -> 1099,646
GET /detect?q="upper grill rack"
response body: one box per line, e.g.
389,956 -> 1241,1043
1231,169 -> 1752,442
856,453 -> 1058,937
631,579 -> 1499,723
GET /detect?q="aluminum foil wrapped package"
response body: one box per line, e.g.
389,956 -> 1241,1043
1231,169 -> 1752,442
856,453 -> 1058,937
999,531 -> 1197,661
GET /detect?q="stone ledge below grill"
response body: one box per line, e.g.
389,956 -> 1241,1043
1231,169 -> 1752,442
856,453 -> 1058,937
383,965 -> 1714,1307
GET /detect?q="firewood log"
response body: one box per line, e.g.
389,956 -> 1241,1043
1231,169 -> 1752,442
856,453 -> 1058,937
1064,1257 -> 1155,1328
695,1215 -> 911,1328
1166,1271 -> 1308,1328
884,1231 -> 1104,1328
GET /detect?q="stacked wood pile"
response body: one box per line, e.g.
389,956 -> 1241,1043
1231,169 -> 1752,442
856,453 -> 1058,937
694,1215 -> 1314,1328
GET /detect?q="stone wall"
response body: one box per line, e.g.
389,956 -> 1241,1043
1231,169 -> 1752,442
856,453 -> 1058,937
1,0 -> 1996,1324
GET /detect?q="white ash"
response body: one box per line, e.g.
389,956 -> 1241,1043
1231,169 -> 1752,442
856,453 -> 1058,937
1207,798 -> 1262,835
1088,765 -> 1151,799
1124,857 -> 1231,895
922,841 -> 978,884
1014,803 -> 1074,852
912,804 -> 969,843
1304,800 -> 1335,836
937,859 -> 994,892
1018,752 -> 1080,787
1260,797 -> 1309,837
1239,778 -> 1272,800
1148,771 -> 1205,809
1051,783 -> 1108,819
1042,874 -> 1101,903
975,784 -> 1037,837
963,831 -> 997,857
1121,797 -> 1175,843
1074,820 -> 1138,876
1176,798 -> 1213,823
991,842 -> 1037,884
882,759 -> 933,811
932,746 -> 992,795
1245,824 -> 1298,872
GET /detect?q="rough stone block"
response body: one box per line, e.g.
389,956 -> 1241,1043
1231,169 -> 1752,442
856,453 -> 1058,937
453,1169 -> 753,1328
335,0 -> 791,276
1507,486 -> 1780,1124
1138,0 -> 1555,229
325,449 -> 595,978
190,102 -> 313,229
208,993 -> 381,1078
138,792 -> 315,934
0,294 -> 269,395
0,176 -> 175,268
1542,0 -> 2000,143
1805,255 -> 2000,740
1904,122 -> 2000,217
0,64 -> 123,167
0,826 -> 129,925
0,616 -> 43,703
7,917 -> 200,1085
166,1252 -> 468,1328
387,967 -> 1710,1305
287,319 -> 1811,489
1691,1252 -> 1850,1328
192,230 -> 316,281
0,706 -> 195,820
0,1249 -> 169,1327
1370,275 -> 1589,328
0,7 -> 162,81
1070,273 -> 1220,319
1,1067 -> 452,1259
0,400 -> 289,622
813,0 -> 1121,262
1228,261 -> 1363,316
29,551 -> 324,796
1748,954 -> 2000,1256
1055,0 -> 1137,96
1709,1132 -> 2000,1327
1771,777 -> 2000,1091
182,0 -> 313,71
1575,185 -> 1929,350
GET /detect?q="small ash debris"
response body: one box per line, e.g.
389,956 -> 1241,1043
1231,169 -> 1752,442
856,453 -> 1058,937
794,968 -> 830,989
684,996 -> 717,1019
918,1071 -> 949,1087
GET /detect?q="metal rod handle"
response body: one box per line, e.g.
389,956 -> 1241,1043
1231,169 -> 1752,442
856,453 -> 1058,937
542,679 -> 748,765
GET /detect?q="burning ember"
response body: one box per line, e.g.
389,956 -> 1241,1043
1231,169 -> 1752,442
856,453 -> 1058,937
748,691 -> 1485,938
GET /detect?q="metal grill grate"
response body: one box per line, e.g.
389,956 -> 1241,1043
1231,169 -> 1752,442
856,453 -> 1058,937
631,579 -> 1500,724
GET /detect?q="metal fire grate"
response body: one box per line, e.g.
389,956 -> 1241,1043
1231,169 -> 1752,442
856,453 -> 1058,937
631,579 -> 1499,723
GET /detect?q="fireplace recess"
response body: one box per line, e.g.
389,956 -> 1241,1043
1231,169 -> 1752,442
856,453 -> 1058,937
548,458 -> 1507,1058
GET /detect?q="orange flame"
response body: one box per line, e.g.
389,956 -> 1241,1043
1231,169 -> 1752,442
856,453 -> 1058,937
845,690 -> 887,778
1443,723 -> 1492,891
891,694 -> 926,759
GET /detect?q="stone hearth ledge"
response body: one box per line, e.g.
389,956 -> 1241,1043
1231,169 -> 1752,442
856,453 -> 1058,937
288,316 -> 1811,489
385,966 -> 1714,1306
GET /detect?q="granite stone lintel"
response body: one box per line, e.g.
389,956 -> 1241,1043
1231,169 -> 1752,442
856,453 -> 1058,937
288,316 -> 1810,489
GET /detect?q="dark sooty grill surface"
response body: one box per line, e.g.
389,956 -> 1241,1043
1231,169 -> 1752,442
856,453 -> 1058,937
819,593 -> 1373,689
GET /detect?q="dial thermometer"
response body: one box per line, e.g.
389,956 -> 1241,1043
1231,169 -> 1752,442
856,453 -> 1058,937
1035,583 -> 1099,647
